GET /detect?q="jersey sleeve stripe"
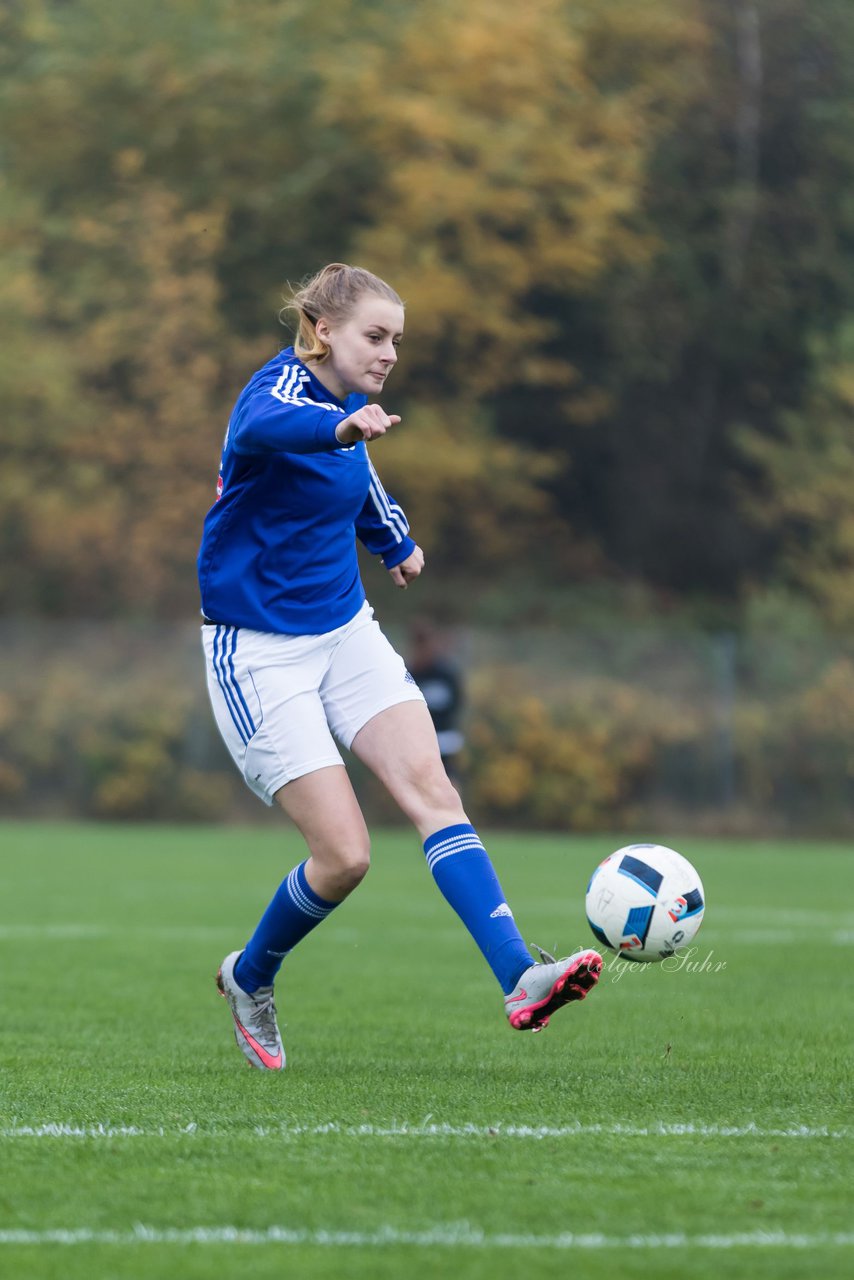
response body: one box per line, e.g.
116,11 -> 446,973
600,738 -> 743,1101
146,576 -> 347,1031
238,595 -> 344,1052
367,461 -> 409,541
270,364 -> 345,414
271,364 -> 299,404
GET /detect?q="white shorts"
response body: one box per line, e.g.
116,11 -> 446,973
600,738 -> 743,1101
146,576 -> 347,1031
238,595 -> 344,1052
201,602 -> 425,804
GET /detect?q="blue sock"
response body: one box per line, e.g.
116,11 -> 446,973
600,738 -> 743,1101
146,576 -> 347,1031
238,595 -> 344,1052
424,824 -> 534,994
234,861 -> 338,992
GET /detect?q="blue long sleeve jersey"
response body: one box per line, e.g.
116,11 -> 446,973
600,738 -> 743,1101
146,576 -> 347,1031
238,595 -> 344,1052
197,347 -> 416,635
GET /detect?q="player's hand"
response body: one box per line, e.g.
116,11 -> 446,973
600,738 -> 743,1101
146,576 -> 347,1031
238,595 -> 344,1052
387,546 -> 425,589
336,404 -> 401,445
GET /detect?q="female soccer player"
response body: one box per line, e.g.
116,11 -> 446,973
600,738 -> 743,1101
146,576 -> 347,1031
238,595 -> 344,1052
198,263 -> 601,1069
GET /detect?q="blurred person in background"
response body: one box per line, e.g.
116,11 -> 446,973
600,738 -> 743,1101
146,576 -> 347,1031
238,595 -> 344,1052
197,262 -> 601,1071
407,617 -> 466,787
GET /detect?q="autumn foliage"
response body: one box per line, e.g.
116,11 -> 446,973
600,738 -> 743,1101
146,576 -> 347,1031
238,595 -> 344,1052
2,1 -> 854,829
2,0 -> 854,623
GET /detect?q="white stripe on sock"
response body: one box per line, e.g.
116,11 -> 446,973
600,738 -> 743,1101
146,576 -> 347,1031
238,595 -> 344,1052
426,834 -> 485,872
287,867 -> 332,921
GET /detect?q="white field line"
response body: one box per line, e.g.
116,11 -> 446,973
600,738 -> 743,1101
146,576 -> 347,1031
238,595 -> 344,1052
1,1121 -> 847,1140
0,1225 -> 852,1250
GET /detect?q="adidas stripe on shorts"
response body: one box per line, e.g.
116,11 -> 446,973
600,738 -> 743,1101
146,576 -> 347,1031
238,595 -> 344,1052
201,601 -> 425,804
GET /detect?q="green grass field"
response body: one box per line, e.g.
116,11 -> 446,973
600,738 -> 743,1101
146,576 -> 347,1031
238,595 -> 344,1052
1,821 -> 851,1279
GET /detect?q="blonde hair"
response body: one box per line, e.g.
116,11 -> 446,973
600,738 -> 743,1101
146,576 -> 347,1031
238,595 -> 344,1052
283,263 -> 403,364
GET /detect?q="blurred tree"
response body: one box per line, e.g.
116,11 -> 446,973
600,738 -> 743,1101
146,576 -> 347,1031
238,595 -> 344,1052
310,0 -> 687,577
1,0 -> 667,606
535,0 -> 854,599
3,0 -> 854,619
738,327 -> 854,628
0,165 -> 259,614
0,178 -> 86,608
322,0 -> 653,400
0,0 -> 310,613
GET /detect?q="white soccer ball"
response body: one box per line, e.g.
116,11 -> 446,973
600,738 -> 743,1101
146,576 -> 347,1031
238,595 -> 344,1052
585,843 -> 705,963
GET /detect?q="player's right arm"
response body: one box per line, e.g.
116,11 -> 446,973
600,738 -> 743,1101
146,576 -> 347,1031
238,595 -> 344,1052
231,386 -> 399,456
231,385 -> 344,455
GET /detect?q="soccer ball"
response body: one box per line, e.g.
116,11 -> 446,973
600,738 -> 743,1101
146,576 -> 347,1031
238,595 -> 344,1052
585,843 -> 705,963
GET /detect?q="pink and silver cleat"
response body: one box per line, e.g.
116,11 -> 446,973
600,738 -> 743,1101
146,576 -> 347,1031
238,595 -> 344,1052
216,950 -> 285,1070
504,947 -> 602,1032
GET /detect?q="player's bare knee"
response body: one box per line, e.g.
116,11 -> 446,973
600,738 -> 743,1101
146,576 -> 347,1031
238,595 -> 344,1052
345,846 -> 371,888
328,843 -> 371,895
430,760 -> 463,805
403,768 -> 465,827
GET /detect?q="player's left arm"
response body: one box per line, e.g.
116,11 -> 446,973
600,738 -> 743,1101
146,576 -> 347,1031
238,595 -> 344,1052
355,459 -> 424,588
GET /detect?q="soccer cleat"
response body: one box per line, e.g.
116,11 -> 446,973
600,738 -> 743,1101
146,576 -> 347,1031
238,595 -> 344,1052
216,950 -> 285,1070
504,946 -> 602,1032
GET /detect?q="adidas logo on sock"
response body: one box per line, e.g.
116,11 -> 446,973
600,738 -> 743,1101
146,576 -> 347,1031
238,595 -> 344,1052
490,903 -> 514,919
